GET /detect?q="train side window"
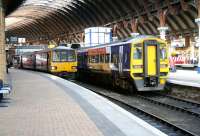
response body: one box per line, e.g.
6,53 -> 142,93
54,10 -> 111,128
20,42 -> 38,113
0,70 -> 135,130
92,56 -> 95,63
43,53 -> 47,60
91,56 -> 98,63
89,56 -> 92,63
95,55 -> 99,63
88,56 -> 90,63
105,54 -> 110,63
133,45 -> 142,59
111,54 -> 119,64
91,56 -> 94,63
100,54 -> 105,63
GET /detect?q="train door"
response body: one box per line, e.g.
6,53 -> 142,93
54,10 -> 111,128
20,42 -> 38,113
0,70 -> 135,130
111,46 -> 119,71
147,46 -> 156,76
122,44 -> 131,71
111,45 -> 124,74
119,46 -> 123,74
144,40 -> 160,87
47,52 -> 50,71
32,54 -> 36,70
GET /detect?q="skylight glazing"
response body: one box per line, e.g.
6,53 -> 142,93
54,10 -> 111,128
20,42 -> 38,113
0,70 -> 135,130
5,0 -> 78,29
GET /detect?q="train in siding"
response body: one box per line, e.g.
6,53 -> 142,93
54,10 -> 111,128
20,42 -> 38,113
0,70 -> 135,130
77,35 -> 169,91
20,46 -> 77,78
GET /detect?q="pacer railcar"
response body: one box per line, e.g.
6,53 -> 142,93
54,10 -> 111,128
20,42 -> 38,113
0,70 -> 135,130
21,46 -> 77,78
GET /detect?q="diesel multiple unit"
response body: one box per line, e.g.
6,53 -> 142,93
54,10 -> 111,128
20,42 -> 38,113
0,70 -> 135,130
20,46 -> 77,78
77,35 -> 169,91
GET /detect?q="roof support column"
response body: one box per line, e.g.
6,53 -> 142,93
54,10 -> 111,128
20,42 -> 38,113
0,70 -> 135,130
157,9 -> 173,58
112,24 -> 118,41
157,10 -> 168,40
130,18 -> 139,37
0,0 -> 6,86
195,0 -> 200,73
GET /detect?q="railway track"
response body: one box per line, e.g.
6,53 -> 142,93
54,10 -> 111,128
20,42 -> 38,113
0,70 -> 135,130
137,93 -> 200,118
72,81 -> 200,136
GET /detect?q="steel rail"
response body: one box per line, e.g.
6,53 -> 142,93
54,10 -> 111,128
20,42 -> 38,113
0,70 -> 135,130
136,94 -> 200,118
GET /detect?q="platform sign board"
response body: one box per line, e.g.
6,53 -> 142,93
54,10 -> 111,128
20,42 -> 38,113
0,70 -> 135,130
84,27 -> 112,47
18,38 -> 26,43
10,36 -> 18,44
171,38 -> 185,48
15,45 -> 46,56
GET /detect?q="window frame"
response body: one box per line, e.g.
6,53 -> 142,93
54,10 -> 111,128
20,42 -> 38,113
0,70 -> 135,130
52,50 -> 76,62
133,43 -> 143,60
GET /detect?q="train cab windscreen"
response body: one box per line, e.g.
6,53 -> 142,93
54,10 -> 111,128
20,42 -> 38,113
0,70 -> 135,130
53,50 -> 76,62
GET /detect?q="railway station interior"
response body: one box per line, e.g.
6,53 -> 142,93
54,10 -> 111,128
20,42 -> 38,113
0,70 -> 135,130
1,0 -> 200,136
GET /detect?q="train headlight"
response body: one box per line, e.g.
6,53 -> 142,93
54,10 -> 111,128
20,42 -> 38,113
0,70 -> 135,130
133,73 -> 143,77
71,66 -> 77,69
160,72 -> 168,76
160,79 -> 166,84
160,64 -> 168,68
133,65 -> 143,69
50,66 -> 57,70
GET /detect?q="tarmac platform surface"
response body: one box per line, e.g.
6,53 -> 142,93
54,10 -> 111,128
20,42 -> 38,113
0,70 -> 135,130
0,69 -> 166,136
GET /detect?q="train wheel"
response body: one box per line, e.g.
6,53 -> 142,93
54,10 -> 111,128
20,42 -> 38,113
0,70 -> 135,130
111,75 -> 119,90
112,79 -> 117,89
128,84 -> 134,94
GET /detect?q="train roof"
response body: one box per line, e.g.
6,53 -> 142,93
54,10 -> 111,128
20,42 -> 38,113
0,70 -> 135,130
21,52 -> 35,56
52,46 -> 73,50
21,46 -> 74,56
78,35 -> 163,51
35,46 -> 74,53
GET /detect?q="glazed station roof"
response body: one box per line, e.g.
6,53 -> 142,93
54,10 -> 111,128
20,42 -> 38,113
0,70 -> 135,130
5,0 -> 199,42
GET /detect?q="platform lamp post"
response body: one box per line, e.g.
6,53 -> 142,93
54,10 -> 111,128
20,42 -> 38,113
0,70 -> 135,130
195,18 -> 200,73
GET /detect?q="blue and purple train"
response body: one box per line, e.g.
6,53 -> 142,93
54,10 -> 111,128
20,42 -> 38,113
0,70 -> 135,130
77,35 -> 169,92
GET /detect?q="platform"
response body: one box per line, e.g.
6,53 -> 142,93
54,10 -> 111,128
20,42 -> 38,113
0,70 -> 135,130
168,70 -> 200,88
0,69 -> 166,136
